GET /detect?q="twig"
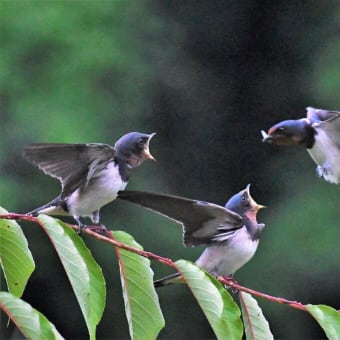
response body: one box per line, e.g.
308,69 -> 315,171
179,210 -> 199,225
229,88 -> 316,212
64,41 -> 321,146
86,227 -> 174,266
219,277 -> 307,311
0,213 -> 174,266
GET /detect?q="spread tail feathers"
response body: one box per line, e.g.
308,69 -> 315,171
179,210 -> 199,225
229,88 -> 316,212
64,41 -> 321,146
154,272 -> 182,288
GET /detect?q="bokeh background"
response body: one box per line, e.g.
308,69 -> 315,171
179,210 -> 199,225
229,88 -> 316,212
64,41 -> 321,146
1,1 -> 339,339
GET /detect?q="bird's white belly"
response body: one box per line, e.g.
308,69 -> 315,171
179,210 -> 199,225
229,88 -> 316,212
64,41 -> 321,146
308,130 -> 340,184
67,162 -> 127,217
195,227 -> 259,276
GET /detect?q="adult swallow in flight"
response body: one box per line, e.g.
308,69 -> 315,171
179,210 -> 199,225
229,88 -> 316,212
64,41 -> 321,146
261,107 -> 340,184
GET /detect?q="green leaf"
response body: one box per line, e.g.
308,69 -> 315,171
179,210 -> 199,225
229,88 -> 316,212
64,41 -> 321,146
0,207 -> 35,297
0,291 -> 64,339
37,215 -> 106,340
306,304 -> 340,340
239,291 -> 274,340
176,260 -> 243,340
112,230 -> 165,340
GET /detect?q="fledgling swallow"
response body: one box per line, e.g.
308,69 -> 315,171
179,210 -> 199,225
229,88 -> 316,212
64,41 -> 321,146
261,107 -> 340,184
118,185 -> 265,287
23,132 -> 156,229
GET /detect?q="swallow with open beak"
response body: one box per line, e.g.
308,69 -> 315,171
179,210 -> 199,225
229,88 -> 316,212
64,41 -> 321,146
118,185 -> 265,287
24,132 -> 156,229
261,107 -> 340,184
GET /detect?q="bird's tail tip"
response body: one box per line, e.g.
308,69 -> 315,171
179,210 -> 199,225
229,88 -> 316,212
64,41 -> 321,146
153,279 -> 167,288
153,272 -> 182,288
26,211 -> 38,217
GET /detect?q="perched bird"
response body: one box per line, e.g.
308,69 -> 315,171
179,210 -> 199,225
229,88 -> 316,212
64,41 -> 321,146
118,185 -> 265,287
261,107 -> 340,184
24,132 -> 156,229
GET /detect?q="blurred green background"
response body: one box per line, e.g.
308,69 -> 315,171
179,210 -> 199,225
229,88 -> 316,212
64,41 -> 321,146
1,1 -> 339,339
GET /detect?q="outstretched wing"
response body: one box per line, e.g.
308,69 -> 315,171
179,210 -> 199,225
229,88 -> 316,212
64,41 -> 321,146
318,113 -> 340,147
306,107 -> 339,123
307,107 -> 340,147
23,143 -> 115,197
118,190 -> 243,246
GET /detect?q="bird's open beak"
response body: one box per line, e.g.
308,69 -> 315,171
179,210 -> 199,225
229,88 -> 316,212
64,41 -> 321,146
255,203 -> 266,211
143,133 -> 156,161
245,184 -> 266,212
261,130 -> 273,143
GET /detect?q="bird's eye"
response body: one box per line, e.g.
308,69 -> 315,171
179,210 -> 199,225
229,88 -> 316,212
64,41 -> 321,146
138,137 -> 146,145
241,194 -> 248,206
275,127 -> 285,135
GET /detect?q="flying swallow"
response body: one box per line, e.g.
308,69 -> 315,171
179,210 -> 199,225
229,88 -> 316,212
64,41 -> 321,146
118,185 -> 265,287
261,107 -> 340,184
24,132 -> 156,229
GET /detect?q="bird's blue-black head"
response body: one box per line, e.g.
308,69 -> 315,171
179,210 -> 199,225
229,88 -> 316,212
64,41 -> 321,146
225,184 -> 265,217
262,119 -> 315,148
114,132 -> 156,167
225,184 -> 266,240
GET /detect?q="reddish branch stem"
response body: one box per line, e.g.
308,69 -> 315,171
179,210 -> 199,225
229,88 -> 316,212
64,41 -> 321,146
0,214 -> 175,266
0,213 -> 336,315
88,227 -> 174,266
219,277 -> 307,311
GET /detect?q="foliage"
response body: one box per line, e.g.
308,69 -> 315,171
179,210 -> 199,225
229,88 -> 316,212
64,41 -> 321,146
0,291 -> 64,340
37,215 -> 106,340
176,259 -> 243,339
112,230 -> 164,340
0,214 -> 339,339
307,305 -> 340,340
239,291 -> 274,340
0,208 -> 35,298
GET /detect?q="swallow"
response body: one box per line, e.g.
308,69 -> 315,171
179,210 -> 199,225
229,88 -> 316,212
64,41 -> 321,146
261,107 -> 340,184
23,132 -> 156,230
118,185 -> 265,287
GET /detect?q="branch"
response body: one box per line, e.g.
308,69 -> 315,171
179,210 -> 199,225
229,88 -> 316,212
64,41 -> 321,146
0,213 -> 337,315
0,213 -> 174,267
87,225 -> 174,266
219,277 -> 307,311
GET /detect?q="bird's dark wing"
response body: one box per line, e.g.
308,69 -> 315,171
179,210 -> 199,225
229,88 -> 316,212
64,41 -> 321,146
118,190 -> 243,246
23,143 -> 115,196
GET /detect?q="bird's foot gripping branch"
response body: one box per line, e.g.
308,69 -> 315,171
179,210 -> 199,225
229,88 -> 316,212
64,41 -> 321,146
0,212 -> 339,339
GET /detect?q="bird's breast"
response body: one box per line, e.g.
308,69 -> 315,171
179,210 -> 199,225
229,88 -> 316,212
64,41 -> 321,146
67,162 -> 127,216
195,227 -> 259,276
308,129 -> 340,183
